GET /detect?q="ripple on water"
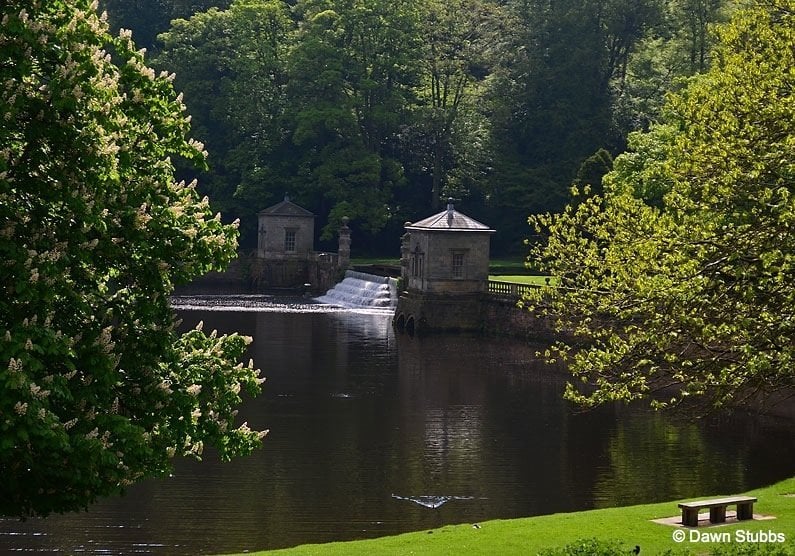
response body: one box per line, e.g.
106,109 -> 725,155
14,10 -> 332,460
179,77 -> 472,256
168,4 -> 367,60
169,294 -> 393,315
390,495 -> 481,509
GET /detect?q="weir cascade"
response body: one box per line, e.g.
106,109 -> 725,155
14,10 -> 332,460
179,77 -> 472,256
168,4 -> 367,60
315,270 -> 398,309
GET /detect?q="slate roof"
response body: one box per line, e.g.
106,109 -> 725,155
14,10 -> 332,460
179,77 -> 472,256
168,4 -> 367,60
407,204 -> 494,232
259,195 -> 314,217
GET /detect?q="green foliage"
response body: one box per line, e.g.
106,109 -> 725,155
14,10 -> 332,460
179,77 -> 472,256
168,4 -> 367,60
286,0 -> 423,239
537,538 -> 638,556
484,0 -> 664,250
155,0 -> 294,244
573,148 -> 614,198
0,0 -> 265,517
120,0 -> 736,257
709,542 -> 795,556
154,0 -> 427,244
614,0 -> 732,133
408,0 -> 501,209
100,0 -> 233,50
527,0 -> 795,411
607,125 -> 678,207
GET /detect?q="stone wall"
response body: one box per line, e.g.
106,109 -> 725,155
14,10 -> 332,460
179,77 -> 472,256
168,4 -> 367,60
480,297 -> 558,340
258,214 -> 314,257
248,257 -> 309,290
308,253 -> 344,294
393,291 -> 556,340
404,230 -> 491,294
393,292 -> 483,334
177,252 -> 344,294
175,257 -> 251,294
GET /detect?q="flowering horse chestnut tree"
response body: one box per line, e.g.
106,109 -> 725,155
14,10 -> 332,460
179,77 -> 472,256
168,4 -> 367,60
0,0 -> 266,517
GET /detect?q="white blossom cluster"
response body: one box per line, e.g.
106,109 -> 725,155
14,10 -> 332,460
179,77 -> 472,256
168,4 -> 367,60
1,0 -> 265,516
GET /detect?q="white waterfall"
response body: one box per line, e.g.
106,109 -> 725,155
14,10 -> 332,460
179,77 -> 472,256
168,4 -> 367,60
315,270 -> 398,309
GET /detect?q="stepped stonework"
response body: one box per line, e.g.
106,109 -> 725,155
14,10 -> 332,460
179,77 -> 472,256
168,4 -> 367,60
315,270 -> 398,309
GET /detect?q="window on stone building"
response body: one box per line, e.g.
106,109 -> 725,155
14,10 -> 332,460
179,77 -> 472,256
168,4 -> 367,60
284,229 -> 296,252
452,252 -> 465,278
412,249 -> 424,278
258,226 -> 266,249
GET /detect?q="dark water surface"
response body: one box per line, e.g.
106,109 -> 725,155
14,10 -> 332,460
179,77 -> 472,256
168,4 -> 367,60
2,304 -> 794,554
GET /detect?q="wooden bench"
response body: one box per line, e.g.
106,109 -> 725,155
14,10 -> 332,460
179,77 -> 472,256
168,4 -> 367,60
678,496 -> 757,527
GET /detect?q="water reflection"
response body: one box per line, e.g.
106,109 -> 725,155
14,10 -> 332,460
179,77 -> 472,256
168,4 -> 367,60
0,305 -> 793,554
591,410 -> 795,508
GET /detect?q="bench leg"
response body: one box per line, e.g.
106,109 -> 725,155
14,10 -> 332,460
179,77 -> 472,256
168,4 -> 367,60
682,508 -> 700,527
737,502 -> 754,521
709,506 -> 726,523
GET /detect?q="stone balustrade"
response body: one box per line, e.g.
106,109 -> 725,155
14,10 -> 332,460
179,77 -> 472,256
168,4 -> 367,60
486,280 -> 540,300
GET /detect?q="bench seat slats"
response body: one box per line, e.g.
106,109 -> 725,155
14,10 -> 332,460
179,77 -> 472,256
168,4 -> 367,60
678,496 -> 757,527
678,496 -> 757,509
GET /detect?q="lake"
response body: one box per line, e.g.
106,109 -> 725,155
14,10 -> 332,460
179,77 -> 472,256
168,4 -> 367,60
1,300 -> 794,554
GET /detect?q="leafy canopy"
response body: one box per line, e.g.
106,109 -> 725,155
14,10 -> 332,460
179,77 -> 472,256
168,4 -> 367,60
0,0 -> 266,517
527,0 -> 795,412
155,0 -> 295,243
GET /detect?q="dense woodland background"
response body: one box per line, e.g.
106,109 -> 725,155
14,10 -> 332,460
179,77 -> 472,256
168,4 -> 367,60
99,0 -> 732,256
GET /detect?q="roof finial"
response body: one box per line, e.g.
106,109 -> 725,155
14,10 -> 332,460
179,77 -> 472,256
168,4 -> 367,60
284,192 -> 290,202
446,197 -> 454,226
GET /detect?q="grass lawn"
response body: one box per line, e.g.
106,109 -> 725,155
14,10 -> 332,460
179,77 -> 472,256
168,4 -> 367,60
350,258 -> 537,277
489,274 -> 552,286
350,257 -> 400,267
488,258 -> 531,274
228,477 -> 795,555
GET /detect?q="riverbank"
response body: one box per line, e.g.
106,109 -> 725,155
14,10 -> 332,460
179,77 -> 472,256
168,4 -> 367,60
230,477 -> 795,555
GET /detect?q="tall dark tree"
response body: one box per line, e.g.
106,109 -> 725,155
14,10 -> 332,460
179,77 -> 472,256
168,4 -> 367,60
614,0 -> 730,133
485,0 -> 661,254
412,0 -> 503,210
286,0 -> 424,239
100,0 -> 233,51
674,0 -> 726,73
156,0 -> 294,245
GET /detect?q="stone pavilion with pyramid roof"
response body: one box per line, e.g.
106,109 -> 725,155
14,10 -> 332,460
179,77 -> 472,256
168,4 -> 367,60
395,200 -> 495,333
